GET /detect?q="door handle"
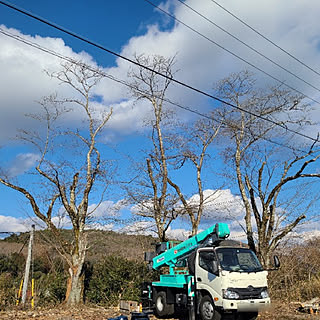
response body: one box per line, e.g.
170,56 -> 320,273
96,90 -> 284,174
197,277 -> 202,282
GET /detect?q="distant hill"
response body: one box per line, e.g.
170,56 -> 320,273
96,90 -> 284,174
0,229 -> 157,262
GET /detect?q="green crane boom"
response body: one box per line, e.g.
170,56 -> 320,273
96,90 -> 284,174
152,223 -> 230,270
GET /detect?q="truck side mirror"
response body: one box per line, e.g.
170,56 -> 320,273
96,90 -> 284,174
273,255 -> 280,269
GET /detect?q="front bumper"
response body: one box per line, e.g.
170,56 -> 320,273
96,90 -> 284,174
222,297 -> 271,312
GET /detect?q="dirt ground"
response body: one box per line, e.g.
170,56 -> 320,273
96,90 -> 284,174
0,305 -> 119,320
259,301 -> 320,319
0,302 -> 319,320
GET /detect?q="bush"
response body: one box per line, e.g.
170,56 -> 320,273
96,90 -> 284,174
0,273 -> 18,310
85,255 -> 151,306
36,272 -> 67,304
269,240 -> 320,301
0,253 -> 25,276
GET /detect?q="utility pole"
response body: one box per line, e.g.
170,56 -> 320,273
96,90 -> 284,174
21,224 -> 35,306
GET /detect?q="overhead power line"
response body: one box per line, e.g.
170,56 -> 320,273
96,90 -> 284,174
0,28 -> 312,154
0,28 -> 211,120
0,1 -> 319,145
176,0 -> 320,94
209,0 -> 320,78
0,28 -> 217,118
144,0 -> 320,106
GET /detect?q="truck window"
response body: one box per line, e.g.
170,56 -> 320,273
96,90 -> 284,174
199,251 -> 216,274
216,248 -> 263,272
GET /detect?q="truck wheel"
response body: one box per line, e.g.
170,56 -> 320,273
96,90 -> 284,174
154,291 -> 174,317
199,296 -> 221,320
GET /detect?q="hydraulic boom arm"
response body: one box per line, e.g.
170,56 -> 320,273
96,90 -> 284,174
152,223 -> 230,270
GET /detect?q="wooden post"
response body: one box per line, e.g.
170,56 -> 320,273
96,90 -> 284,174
21,225 -> 35,306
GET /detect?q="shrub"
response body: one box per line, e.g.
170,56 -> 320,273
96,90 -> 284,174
268,240 -> 320,301
85,255 -> 150,306
0,253 -> 25,276
36,272 -> 67,305
0,273 -> 17,310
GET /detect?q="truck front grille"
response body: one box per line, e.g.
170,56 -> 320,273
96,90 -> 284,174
229,286 -> 267,299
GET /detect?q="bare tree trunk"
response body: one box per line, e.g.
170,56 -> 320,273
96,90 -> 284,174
66,265 -> 83,304
65,258 -> 84,304
235,144 -> 256,253
65,230 -> 87,304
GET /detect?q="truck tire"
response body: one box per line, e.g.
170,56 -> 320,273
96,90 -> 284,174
199,295 -> 221,320
154,291 -> 174,317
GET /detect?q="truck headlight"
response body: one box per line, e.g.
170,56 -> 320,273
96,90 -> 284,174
223,289 -> 240,300
260,290 -> 269,299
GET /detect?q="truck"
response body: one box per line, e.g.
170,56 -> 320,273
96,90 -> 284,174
143,223 -> 279,320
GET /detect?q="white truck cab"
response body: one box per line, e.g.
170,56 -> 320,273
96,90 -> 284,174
195,242 -> 270,320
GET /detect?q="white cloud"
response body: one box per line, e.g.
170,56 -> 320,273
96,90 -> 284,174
131,189 -> 245,220
119,220 -> 155,235
2,0 -> 320,143
0,26 -> 77,142
88,200 -> 126,219
51,214 -> 72,229
0,26 -> 145,143
117,220 -> 246,242
6,153 -> 40,178
85,222 -> 114,231
48,200 -> 126,229
115,0 -> 320,136
166,226 -> 191,240
130,200 -> 153,216
116,220 -> 189,240
121,0 -> 320,91
129,189 -> 246,240
186,189 -> 245,220
104,99 -> 149,138
0,215 -> 30,233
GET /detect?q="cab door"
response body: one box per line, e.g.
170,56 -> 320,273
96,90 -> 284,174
195,249 -> 222,301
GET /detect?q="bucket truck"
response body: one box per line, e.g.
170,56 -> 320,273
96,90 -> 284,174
143,223 -> 278,320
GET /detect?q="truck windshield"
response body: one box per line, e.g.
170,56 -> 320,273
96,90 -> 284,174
216,248 -> 263,272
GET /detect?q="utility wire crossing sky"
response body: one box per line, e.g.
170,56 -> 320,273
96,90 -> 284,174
0,0 -> 319,145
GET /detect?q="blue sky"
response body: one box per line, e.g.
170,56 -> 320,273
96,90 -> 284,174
1,0 -> 320,239
0,0 -> 165,65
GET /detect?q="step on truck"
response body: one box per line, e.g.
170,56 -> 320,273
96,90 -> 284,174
143,223 -> 279,320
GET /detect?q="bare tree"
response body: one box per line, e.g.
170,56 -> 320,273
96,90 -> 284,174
126,54 -> 179,242
0,61 -> 113,304
167,117 -> 221,235
127,55 -> 225,238
215,70 -> 320,266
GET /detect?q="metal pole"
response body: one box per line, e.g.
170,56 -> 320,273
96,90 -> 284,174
21,225 -> 35,306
